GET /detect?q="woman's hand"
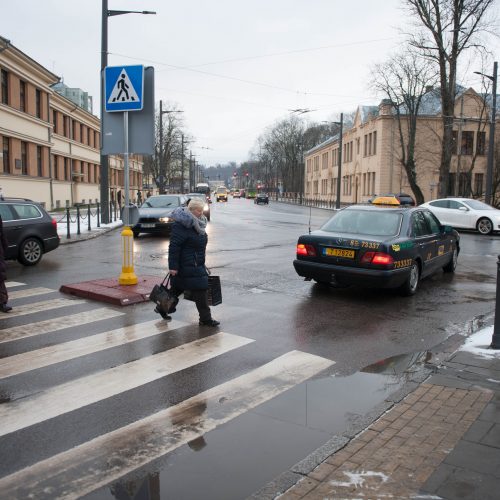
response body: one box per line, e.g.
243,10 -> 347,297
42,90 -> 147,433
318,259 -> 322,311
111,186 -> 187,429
170,269 -> 178,276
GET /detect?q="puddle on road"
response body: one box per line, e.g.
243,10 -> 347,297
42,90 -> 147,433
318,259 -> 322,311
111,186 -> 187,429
86,351 -> 429,500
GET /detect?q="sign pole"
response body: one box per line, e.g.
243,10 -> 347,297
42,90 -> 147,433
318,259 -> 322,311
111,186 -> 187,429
119,110 -> 138,285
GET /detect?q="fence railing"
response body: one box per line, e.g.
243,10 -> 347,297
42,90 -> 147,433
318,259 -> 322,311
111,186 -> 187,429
272,192 -> 345,210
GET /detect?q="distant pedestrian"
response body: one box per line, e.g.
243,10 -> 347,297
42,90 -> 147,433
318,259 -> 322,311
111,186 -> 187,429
0,187 -> 4,200
117,189 -> 122,207
147,190 -> 152,198
0,215 -> 12,313
137,190 -> 142,205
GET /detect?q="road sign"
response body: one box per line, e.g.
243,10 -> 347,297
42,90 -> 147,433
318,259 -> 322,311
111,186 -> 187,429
105,65 -> 144,112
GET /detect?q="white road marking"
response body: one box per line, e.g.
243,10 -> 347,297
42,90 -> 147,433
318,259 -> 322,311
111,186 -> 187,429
5,281 -> 26,288
0,298 -> 86,320
0,308 -> 124,344
0,350 -> 334,500
0,332 -> 254,438
0,319 -> 188,379
8,287 -> 56,300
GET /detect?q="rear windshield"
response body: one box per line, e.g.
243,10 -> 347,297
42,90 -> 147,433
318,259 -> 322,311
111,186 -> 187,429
142,196 -> 181,208
217,188 -> 226,193
321,209 -> 402,236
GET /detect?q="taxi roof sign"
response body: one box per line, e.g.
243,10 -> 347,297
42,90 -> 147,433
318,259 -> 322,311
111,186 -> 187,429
371,196 -> 400,206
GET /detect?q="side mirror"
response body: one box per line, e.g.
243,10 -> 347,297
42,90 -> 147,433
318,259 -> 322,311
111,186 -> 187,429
458,206 -> 468,212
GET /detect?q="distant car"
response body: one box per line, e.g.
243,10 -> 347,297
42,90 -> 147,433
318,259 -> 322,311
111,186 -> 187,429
293,202 -> 460,296
0,197 -> 60,266
369,193 -> 416,206
215,187 -> 228,202
232,191 -> 241,198
132,194 -> 189,237
186,193 -> 211,221
420,197 -> 500,235
254,193 -> 269,205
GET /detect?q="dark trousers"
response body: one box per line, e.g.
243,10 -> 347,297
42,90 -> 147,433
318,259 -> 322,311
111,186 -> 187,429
0,279 -> 8,305
173,286 -> 211,322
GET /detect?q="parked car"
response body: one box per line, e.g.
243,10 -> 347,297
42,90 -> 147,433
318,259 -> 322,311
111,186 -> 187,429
420,197 -> 500,235
132,194 -> 189,237
0,197 -> 60,266
293,202 -> 459,296
254,193 -> 269,205
215,187 -> 228,202
186,193 -> 211,221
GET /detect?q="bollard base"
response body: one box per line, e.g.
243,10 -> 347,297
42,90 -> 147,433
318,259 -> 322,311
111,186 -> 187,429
119,271 -> 138,285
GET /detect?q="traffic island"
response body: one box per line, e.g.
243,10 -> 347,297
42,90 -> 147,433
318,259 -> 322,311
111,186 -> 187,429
60,275 -> 159,306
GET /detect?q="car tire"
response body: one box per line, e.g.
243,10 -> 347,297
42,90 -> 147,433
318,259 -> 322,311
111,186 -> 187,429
399,261 -> 420,296
132,230 -> 140,238
443,247 -> 458,273
18,237 -> 43,266
477,217 -> 493,235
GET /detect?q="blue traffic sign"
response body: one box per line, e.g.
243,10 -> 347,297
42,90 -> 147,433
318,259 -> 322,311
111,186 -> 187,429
105,65 -> 144,112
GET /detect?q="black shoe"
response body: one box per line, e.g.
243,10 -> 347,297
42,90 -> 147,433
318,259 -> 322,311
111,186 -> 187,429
199,319 -> 220,327
0,304 -> 12,313
154,306 -> 171,320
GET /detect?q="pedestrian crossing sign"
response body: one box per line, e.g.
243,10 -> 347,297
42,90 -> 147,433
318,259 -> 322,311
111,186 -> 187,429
105,65 -> 144,112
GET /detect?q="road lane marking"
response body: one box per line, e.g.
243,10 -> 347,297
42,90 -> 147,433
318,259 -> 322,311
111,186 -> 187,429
0,350 -> 334,499
8,287 -> 56,300
0,319 -> 188,379
0,332 -> 254,438
0,308 -> 124,344
5,281 -> 26,288
0,298 -> 86,320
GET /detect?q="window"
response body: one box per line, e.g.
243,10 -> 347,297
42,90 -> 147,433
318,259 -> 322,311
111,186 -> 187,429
364,135 -> 368,156
80,124 -> 84,144
372,131 -> 377,155
412,212 -> 430,237
460,131 -> 474,155
37,146 -> 43,177
21,141 -> 28,175
314,156 -> 319,172
73,120 -> 78,140
422,211 -> 440,233
35,89 -> 41,118
19,80 -> 26,112
306,158 -> 311,173
64,116 -> 69,138
474,173 -> 484,196
12,203 -> 42,220
53,110 -> 58,134
1,69 -> 8,105
476,131 -> 486,155
322,152 -> 328,169
2,137 -> 9,173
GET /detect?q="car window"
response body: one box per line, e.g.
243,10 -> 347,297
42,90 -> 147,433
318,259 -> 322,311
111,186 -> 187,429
412,211 -> 432,237
142,196 -> 180,208
448,200 -> 464,209
422,210 -> 440,233
430,200 -> 449,208
0,204 -> 15,221
11,203 -> 42,220
322,210 -> 401,236
463,199 -> 492,210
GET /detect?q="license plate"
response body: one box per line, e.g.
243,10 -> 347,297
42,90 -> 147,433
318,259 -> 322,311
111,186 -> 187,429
324,247 -> 355,258
141,223 -> 155,228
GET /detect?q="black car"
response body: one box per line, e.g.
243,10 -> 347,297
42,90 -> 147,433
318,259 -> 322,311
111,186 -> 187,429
254,193 -> 269,205
186,193 -> 211,221
293,203 -> 459,295
0,197 -> 60,266
132,194 -> 188,237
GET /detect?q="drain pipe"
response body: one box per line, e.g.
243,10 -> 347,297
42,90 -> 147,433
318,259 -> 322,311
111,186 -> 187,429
491,255 -> 500,349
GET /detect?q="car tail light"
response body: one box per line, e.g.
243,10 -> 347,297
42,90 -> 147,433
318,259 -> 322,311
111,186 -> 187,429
297,243 -> 316,257
51,218 -> 57,229
361,251 -> 394,266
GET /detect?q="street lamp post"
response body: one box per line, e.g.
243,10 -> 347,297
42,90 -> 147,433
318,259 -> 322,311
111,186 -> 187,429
474,62 -> 497,206
158,101 -> 182,193
334,114 -> 344,209
100,0 -> 155,222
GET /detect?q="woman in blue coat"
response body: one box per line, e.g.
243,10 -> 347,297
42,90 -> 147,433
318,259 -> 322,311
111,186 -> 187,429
167,197 -> 219,327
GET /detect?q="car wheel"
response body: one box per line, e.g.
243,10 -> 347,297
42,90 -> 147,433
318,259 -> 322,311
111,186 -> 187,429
132,230 -> 140,238
18,237 -> 43,266
477,217 -> 493,235
399,261 -> 420,296
443,247 -> 458,273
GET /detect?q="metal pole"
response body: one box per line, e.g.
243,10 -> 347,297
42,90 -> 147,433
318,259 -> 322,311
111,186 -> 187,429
335,113 -> 344,210
123,111 -> 130,225
181,134 -> 184,193
159,100 -> 164,193
485,61 -> 497,205
100,0 -> 110,223
491,255 -> 500,349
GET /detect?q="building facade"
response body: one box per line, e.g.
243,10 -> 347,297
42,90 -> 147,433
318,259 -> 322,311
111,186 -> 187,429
0,36 -> 143,209
304,88 -> 498,205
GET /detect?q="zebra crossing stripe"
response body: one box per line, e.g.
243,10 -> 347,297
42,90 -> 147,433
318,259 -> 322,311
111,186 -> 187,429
0,332 -> 254,438
0,350 -> 334,500
0,298 -> 86,320
8,287 -> 56,300
0,319 -> 188,379
0,308 -> 124,344
5,281 -> 26,288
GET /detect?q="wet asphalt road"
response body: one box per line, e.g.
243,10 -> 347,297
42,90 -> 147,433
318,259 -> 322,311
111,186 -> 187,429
0,198 -> 498,499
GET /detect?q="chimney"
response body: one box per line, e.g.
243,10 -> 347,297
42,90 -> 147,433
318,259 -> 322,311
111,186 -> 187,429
378,99 -> 393,116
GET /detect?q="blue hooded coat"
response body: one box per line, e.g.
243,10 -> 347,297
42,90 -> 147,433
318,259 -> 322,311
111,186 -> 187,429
168,207 -> 208,290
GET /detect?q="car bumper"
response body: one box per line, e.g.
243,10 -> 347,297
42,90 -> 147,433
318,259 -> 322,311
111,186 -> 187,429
44,235 -> 60,253
293,259 -> 410,288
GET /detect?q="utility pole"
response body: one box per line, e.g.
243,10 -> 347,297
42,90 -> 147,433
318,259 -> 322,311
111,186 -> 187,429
335,113 -> 344,210
180,134 -> 184,193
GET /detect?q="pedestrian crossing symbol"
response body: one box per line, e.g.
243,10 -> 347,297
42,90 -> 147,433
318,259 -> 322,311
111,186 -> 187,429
105,65 -> 144,112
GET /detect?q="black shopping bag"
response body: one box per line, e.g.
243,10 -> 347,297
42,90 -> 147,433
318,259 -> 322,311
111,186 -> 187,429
184,275 -> 222,306
149,274 -> 179,313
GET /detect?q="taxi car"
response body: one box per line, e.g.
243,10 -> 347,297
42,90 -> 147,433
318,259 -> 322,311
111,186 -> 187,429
215,187 -> 228,202
293,200 -> 460,295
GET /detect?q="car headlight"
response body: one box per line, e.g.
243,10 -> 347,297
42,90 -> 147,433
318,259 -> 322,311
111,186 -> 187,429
159,217 -> 171,223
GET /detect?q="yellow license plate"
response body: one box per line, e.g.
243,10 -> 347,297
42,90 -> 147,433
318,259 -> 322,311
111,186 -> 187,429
325,248 -> 355,258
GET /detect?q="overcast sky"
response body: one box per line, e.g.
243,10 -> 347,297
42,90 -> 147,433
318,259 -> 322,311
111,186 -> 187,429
1,0 -> 499,166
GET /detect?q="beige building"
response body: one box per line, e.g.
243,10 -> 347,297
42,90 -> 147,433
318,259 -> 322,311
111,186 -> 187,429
305,88 -> 498,204
0,36 -> 143,210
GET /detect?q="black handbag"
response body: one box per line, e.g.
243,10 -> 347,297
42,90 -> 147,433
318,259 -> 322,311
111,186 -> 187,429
149,274 -> 179,313
184,275 -> 222,306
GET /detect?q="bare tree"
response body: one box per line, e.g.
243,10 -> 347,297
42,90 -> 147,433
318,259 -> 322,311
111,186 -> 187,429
404,0 -> 497,198
370,50 -> 439,204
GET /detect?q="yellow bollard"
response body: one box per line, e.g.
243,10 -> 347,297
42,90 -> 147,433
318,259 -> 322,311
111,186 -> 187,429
118,226 -> 138,285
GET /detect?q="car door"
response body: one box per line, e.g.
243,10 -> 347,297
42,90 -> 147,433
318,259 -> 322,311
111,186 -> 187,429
422,210 -> 451,268
411,211 -> 439,277
0,203 -> 19,258
445,200 -> 469,229
428,200 -> 451,225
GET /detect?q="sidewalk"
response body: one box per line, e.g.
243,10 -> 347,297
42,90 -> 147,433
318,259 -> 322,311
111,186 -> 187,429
253,327 -> 500,500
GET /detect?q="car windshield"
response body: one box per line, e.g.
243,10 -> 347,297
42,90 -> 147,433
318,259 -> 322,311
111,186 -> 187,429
321,209 -> 402,236
462,199 -> 494,210
141,196 -> 180,208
